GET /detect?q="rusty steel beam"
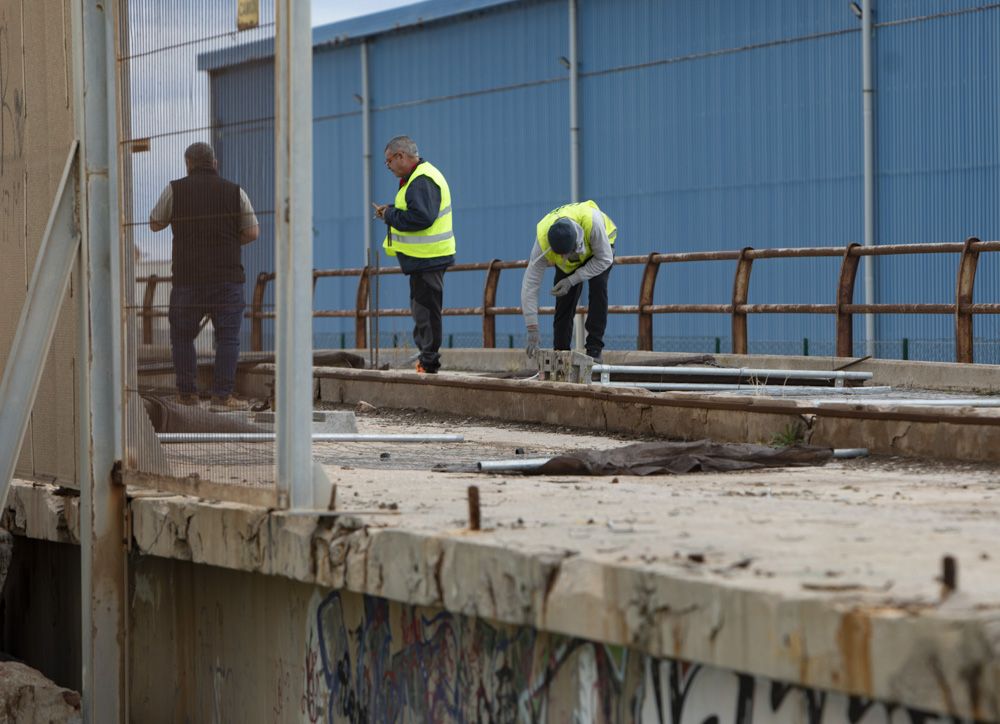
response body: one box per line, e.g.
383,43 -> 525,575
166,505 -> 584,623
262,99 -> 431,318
483,259 -> 502,348
956,237 -> 981,363
354,266 -> 370,349
837,243 -> 862,357
637,253 -> 660,351
731,247 -> 754,355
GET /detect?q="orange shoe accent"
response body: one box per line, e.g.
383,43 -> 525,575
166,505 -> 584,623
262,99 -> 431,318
415,362 -> 438,374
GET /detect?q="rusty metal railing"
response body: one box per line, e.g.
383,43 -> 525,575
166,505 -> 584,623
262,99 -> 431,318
135,237 -> 1000,363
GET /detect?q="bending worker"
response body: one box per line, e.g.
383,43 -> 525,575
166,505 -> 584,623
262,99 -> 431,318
521,200 -> 617,362
373,135 -> 455,374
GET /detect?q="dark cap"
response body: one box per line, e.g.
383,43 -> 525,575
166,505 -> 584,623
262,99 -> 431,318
547,218 -> 578,255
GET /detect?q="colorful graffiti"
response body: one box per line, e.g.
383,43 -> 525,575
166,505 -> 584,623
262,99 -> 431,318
308,591 -> 958,724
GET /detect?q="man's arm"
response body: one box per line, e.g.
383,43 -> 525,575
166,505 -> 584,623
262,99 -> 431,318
382,176 -> 441,231
565,209 -> 613,285
520,240 -> 550,329
148,185 -> 172,232
240,225 -> 259,245
238,188 -> 260,245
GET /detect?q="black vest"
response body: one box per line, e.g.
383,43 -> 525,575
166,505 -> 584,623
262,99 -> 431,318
170,169 -> 244,285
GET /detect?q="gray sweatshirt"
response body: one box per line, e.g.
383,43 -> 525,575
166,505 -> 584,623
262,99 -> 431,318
520,209 -> 614,328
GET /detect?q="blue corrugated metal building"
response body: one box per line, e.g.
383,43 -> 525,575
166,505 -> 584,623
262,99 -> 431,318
198,0 -> 1000,361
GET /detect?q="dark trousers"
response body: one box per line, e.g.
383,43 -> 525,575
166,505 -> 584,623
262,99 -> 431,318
553,265 -> 611,358
168,282 -> 245,397
409,269 -> 444,371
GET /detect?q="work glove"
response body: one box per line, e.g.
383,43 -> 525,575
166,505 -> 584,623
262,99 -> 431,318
551,278 -> 574,297
525,326 -> 540,358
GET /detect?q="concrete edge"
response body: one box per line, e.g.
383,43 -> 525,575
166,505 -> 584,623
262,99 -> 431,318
8,479 -> 998,720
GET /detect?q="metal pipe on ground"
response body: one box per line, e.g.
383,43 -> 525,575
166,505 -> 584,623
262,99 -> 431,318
597,382 -> 892,395
591,365 -> 873,383
158,433 -> 465,444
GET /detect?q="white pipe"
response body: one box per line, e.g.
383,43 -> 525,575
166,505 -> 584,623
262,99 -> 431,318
478,458 -> 551,472
833,448 -> 869,459
591,365 -> 872,381
158,433 -> 465,444
862,0 -> 876,356
597,382 -> 892,395
275,0 -> 315,507
808,397 -> 1000,408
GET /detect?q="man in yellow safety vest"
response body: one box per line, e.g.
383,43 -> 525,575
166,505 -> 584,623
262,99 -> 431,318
373,136 -> 456,374
520,200 -> 616,362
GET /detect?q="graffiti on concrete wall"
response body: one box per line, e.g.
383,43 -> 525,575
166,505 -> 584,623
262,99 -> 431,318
307,591 -> 953,723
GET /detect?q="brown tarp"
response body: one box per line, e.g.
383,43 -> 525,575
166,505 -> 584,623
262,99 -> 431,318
525,440 -> 830,476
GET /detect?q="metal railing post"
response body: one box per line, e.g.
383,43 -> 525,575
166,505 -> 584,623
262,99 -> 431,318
731,247 -> 754,355
836,243 -> 862,357
956,237 -> 981,363
637,253 -> 660,351
483,259 -> 502,348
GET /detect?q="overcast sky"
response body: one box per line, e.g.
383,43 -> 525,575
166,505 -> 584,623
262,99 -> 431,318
312,0 -> 422,26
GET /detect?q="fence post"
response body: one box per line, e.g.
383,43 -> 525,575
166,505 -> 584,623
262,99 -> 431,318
483,259 -> 502,348
731,247 -> 753,355
251,272 -> 270,352
836,243 -> 861,357
140,274 -> 158,345
955,236 -> 981,363
355,266 -> 370,349
638,253 -> 659,351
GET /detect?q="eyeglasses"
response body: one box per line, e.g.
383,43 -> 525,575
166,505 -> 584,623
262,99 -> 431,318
384,152 -> 402,167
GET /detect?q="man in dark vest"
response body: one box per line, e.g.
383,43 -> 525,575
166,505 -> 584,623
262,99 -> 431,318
149,142 -> 259,409
373,135 -> 455,374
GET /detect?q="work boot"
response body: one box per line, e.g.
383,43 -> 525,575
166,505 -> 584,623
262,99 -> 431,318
415,361 -> 438,374
177,393 -> 200,406
210,395 -> 249,411
587,351 -> 603,364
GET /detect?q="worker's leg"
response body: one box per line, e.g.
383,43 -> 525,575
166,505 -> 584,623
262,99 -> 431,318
168,285 -> 203,395
409,269 -> 444,372
206,282 -> 246,398
552,267 -> 584,350
584,265 -> 612,360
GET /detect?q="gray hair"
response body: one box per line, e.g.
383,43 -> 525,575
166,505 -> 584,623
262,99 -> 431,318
184,142 -> 215,169
384,135 -> 419,158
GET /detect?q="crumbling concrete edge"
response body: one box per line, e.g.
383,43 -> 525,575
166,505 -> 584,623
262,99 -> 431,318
10,480 -> 997,720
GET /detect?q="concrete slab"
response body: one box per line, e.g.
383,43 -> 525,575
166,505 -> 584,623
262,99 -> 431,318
11,404 -> 1000,719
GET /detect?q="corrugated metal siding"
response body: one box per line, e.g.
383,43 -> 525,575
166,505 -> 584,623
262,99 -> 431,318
203,0 -> 1000,360
876,3 -> 1000,360
579,0 -> 861,352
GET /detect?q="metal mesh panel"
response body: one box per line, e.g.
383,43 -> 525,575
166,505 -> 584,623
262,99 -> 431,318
119,0 -> 278,494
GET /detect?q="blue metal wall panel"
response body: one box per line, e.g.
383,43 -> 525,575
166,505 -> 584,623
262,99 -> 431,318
579,0 -> 861,351
875,4 -> 1000,360
202,0 -> 1000,359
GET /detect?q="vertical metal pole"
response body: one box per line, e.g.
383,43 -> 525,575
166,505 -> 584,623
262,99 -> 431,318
361,40 -> 375,364
275,0 -> 315,508
568,0 -> 585,351
862,0 -> 876,357
74,0 -> 126,719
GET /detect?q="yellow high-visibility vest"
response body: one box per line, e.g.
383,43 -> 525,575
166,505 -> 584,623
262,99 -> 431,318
536,200 -> 617,273
382,162 -> 455,258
